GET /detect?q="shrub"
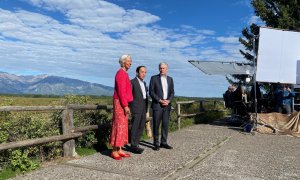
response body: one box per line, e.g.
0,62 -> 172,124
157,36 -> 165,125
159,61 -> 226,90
60,95 -> 112,150
194,111 -> 226,124
10,150 -> 39,173
0,95 -> 114,175
0,111 -> 62,173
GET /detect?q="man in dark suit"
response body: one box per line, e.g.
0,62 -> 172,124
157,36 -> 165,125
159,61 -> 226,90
149,62 -> 174,151
129,66 -> 148,154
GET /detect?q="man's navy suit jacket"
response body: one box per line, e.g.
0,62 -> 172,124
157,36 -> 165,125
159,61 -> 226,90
149,74 -> 174,111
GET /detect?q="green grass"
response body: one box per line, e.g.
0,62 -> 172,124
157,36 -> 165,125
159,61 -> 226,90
140,131 -> 150,140
0,167 -> 18,180
0,148 -> 97,180
0,94 -> 112,106
179,118 -> 194,128
76,147 -> 97,157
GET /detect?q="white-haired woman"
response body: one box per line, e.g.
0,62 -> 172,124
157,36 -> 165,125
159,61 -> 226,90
109,54 -> 133,160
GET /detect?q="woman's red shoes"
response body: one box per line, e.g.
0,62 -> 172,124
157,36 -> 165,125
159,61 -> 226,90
118,152 -> 131,158
111,152 -> 122,160
111,151 -> 130,160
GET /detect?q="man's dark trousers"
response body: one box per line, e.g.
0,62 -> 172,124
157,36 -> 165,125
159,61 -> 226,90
131,102 -> 147,146
153,106 -> 170,146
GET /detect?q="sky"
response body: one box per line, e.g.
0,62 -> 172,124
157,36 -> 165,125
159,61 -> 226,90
0,0 -> 263,97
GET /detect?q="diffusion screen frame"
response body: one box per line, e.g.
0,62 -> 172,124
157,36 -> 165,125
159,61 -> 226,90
256,27 -> 300,84
297,60 -> 300,84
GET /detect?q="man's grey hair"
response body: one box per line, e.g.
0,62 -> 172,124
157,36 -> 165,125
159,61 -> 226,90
119,54 -> 131,67
159,62 -> 168,68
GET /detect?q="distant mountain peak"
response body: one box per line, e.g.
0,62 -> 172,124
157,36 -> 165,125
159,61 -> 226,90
0,72 -> 113,96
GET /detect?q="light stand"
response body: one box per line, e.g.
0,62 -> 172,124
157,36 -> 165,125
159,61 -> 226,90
252,35 -> 258,130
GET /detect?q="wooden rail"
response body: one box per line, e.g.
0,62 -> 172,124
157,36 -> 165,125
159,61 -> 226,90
0,100 -> 224,155
0,104 -> 112,157
0,133 -> 83,151
176,100 -> 225,130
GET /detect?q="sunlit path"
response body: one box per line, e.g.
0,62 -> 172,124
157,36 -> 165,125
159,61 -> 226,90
13,124 -> 300,180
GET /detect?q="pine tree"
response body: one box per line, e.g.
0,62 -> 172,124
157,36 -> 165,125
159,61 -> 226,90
228,24 -> 259,86
252,0 -> 300,30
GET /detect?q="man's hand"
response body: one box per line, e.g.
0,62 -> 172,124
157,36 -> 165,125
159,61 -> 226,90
159,99 -> 170,106
124,106 -> 131,115
163,100 -> 170,106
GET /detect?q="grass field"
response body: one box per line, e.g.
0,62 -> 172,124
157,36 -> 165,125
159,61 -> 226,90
0,94 -> 113,106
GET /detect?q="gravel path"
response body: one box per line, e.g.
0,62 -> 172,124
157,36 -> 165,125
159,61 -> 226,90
12,124 -> 300,180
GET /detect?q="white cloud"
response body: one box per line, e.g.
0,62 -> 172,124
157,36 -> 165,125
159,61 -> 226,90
221,44 -> 244,59
180,25 -> 216,35
27,0 -> 160,32
216,36 -> 239,44
200,49 -> 221,56
0,0 -> 245,97
248,15 -> 264,25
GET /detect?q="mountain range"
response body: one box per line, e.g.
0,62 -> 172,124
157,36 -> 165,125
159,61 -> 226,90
0,72 -> 113,96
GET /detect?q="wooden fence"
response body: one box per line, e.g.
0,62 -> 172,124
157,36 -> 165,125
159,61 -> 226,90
0,104 -> 112,157
0,100 -> 224,157
176,100 -> 225,129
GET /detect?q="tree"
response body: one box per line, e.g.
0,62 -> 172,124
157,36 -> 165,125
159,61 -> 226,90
252,0 -> 300,31
228,23 -> 259,86
230,0 -> 300,86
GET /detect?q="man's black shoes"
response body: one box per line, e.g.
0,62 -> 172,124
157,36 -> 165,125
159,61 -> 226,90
131,146 -> 144,154
153,145 -> 160,151
160,144 -> 173,149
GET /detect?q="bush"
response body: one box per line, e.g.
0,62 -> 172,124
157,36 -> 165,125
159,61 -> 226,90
10,150 -> 39,172
59,95 -> 112,150
194,111 -> 226,124
0,95 -> 102,174
0,111 -> 62,173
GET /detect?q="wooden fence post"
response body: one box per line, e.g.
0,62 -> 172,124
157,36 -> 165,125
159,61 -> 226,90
62,107 -> 76,157
199,101 -> 205,112
145,100 -> 153,138
177,103 -> 181,130
214,101 -> 217,110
